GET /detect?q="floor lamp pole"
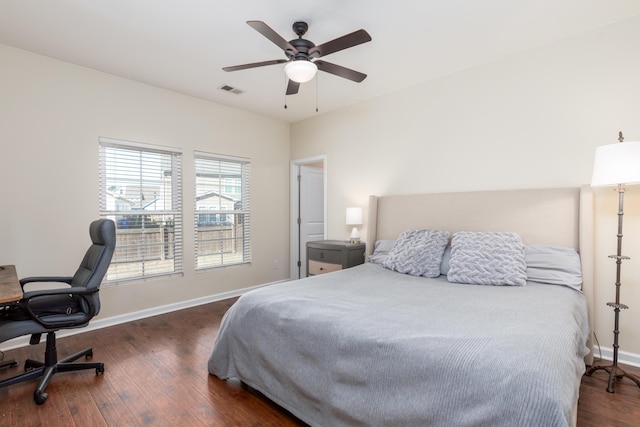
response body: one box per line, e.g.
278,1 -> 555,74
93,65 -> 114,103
586,184 -> 640,392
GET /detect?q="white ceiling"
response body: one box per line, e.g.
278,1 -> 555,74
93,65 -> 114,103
2,0 -> 640,123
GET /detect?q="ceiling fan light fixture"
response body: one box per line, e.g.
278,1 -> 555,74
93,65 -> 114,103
285,60 -> 317,83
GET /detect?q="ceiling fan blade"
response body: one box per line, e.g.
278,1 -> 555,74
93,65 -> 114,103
309,29 -> 371,58
286,80 -> 300,95
247,20 -> 298,54
315,60 -> 367,83
223,59 -> 287,72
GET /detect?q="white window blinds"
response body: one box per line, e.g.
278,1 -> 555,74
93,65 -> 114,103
194,151 -> 251,269
99,137 -> 183,282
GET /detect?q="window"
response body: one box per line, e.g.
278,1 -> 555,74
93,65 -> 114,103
194,152 -> 250,269
99,137 -> 183,282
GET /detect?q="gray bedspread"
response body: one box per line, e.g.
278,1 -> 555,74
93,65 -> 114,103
208,263 -> 590,426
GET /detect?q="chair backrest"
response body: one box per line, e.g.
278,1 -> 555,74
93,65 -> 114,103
70,219 -> 116,315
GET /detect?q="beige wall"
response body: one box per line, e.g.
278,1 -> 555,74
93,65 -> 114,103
0,44 -> 291,319
291,16 -> 640,359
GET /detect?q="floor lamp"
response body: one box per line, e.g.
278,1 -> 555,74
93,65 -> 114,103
586,131 -> 640,393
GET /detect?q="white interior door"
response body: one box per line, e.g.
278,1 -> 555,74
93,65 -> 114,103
290,157 -> 326,279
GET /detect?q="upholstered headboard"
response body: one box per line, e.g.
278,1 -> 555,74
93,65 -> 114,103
366,186 -> 594,364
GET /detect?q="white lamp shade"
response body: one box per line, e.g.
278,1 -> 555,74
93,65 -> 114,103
285,60 -> 317,83
346,207 -> 363,225
591,140 -> 640,187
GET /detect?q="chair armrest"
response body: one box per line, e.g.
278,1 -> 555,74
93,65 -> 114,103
19,276 -> 74,289
21,286 -> 96,299
19,287 -> 99,329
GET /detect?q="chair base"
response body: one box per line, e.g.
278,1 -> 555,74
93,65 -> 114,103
0,331 -> 104,404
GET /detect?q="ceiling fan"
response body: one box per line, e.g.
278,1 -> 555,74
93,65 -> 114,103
223,20 -> 372,95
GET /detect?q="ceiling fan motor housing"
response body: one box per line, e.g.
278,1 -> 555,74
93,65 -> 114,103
288,39 -> 315,60
288,22 -> 315,61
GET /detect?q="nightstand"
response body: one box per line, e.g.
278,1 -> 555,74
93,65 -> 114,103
306,240 -> 366,277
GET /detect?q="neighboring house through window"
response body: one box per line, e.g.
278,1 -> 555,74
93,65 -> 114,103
194,151 -> 250,270
99,137 -> 183,282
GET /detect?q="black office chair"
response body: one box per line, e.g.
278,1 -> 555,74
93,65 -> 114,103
0,219 -> 115,404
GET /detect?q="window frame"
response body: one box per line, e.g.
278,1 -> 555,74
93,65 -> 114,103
194,151 -> 251,270
99,137 -> 183,283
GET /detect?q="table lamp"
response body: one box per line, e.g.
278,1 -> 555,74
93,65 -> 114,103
346,207 -> 363,244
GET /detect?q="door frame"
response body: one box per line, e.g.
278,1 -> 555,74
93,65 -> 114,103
290,155 -> 328,279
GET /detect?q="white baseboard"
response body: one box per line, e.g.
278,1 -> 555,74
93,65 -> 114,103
592,346 -> 640,368
0,280 -> 285,352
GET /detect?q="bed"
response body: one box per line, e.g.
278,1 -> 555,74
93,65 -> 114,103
208,187 -> 594,426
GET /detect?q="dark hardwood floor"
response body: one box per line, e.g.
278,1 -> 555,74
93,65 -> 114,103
1,297 -> 639,426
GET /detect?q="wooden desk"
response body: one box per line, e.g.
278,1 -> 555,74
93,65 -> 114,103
0,265 -> 21,370
0,265 -> 22,304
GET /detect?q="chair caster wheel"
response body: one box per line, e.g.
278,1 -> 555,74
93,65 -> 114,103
34,391 -> 48,405
96,365 -> 105,375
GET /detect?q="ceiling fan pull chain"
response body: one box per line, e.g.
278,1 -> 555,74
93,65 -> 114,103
284,75 -> 288,109
315,74 -> 319,112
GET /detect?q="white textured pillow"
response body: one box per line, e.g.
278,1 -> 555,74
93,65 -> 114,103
383,229 -> 450,277
447,231 -> 527,286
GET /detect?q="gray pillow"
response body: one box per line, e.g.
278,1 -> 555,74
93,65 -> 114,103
525,244 -> 582,290
383,229 -> 450,277
368,239 -> 396,264
440,246 -> 451,275
447,231 -> 527,286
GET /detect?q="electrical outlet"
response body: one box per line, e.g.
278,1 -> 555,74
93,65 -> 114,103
272,260 -> 279,270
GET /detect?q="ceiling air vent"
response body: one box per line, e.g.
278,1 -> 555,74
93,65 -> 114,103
219,85 -> 243,95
